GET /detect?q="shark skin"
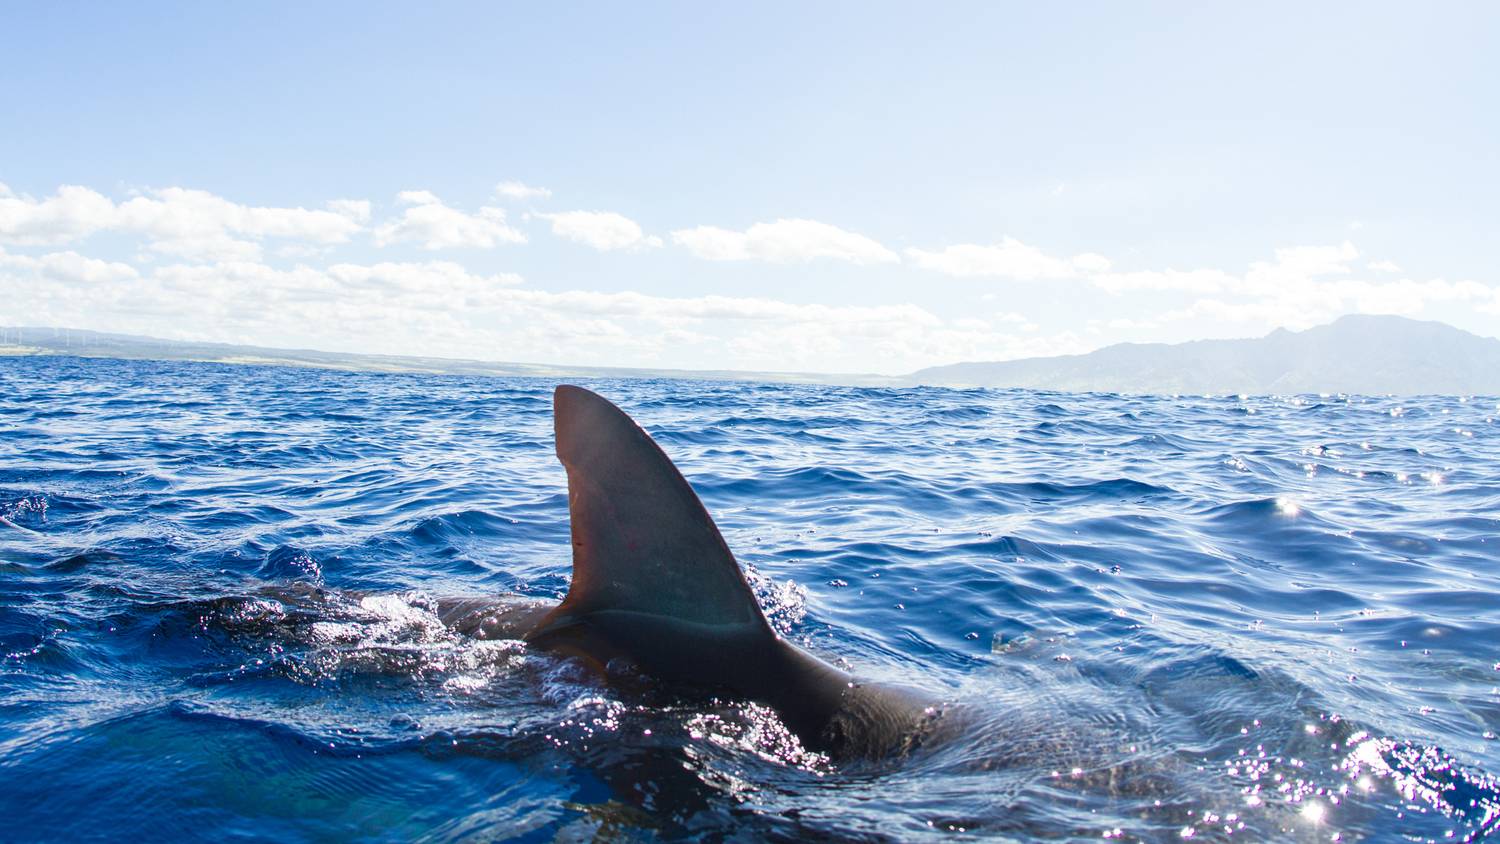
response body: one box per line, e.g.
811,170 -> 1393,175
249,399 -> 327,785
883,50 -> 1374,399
451,384 -> 945,759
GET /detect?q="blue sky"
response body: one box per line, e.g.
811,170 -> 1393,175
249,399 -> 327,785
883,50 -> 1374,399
3,2 -> 1496,373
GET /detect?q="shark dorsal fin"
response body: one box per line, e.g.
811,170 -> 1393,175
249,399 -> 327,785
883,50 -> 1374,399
545,385 -> 772,632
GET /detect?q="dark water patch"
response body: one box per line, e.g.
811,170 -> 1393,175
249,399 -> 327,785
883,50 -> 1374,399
43,549 -> 124,573
927,404 -> 993,422
407,509 -> 521,545
983,477 -> 1175,505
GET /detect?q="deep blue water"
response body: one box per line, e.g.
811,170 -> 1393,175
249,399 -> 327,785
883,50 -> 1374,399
2,355 -> 1498,842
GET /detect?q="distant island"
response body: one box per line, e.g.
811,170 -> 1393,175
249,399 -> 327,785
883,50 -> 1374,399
908,315 -> 1500,396
5,315 -> 1498,396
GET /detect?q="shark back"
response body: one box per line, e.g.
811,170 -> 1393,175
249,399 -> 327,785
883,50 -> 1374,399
525,385 -> 940,758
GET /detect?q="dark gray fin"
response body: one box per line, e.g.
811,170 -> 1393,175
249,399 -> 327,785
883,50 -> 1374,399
533,385 -> 773,636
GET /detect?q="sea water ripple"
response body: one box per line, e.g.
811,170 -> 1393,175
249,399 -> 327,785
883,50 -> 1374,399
1,355 -> 1498,842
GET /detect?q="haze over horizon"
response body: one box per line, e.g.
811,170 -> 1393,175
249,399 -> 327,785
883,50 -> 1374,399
4,3 -> 1498,375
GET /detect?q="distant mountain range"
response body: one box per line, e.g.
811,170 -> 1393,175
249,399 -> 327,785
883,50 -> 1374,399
4,314 -> 1497,396
908,315 -> 1500,395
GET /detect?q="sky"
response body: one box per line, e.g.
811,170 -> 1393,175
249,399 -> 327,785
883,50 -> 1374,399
2,2 -> 1497,375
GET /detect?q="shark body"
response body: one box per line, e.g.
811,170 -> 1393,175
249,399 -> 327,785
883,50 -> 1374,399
441,385 -> 942,758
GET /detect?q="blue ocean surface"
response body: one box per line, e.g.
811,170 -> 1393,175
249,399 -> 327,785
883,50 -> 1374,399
2,355 -> 1498,842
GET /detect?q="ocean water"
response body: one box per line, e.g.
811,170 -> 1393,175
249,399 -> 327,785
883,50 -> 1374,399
1,355 -> 1498,843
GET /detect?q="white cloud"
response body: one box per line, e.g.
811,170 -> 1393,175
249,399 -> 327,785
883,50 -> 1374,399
1071,253 -> 1113,273
1236,241 -> 1358,297
0,247 -> 138,284
144,258 -> 524,303
373,191 -> 525,250
327,199 -> 372,223
495,181 -> 552,201
326,260 -> 523,295
0,247 -> 1069,372
0,184 -> 366,260
1161,276 -> 1497,331
905,237 -> 1109,280
672,218 -> 898,265
509,289 -> 936,325
396,190 -> 441,205
1012,239 -> 1500,340
1090,268 -> 1236,294
1160,298 -> 1307,328
0,185 -> 118,245
120,188 -> 364,245
149,234 -> 263,262
1086,315 -> 1163,334
1326,277 -> 1493,315
1107,317 -> 1159,331
537,210 -> 661,251
1085,241 -> 1364,303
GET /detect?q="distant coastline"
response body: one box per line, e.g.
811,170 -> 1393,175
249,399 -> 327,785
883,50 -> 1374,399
0,326 -> 896,388
6,314 -> 1499,396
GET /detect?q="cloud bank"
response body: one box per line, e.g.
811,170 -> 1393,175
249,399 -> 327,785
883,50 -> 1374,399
905,238 -> 1110,280
672,218 -> 899,265
0,184 -> 366,261
537,210 -> 662,251
372,191 -> 525,250
3,181 -> 1496,373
